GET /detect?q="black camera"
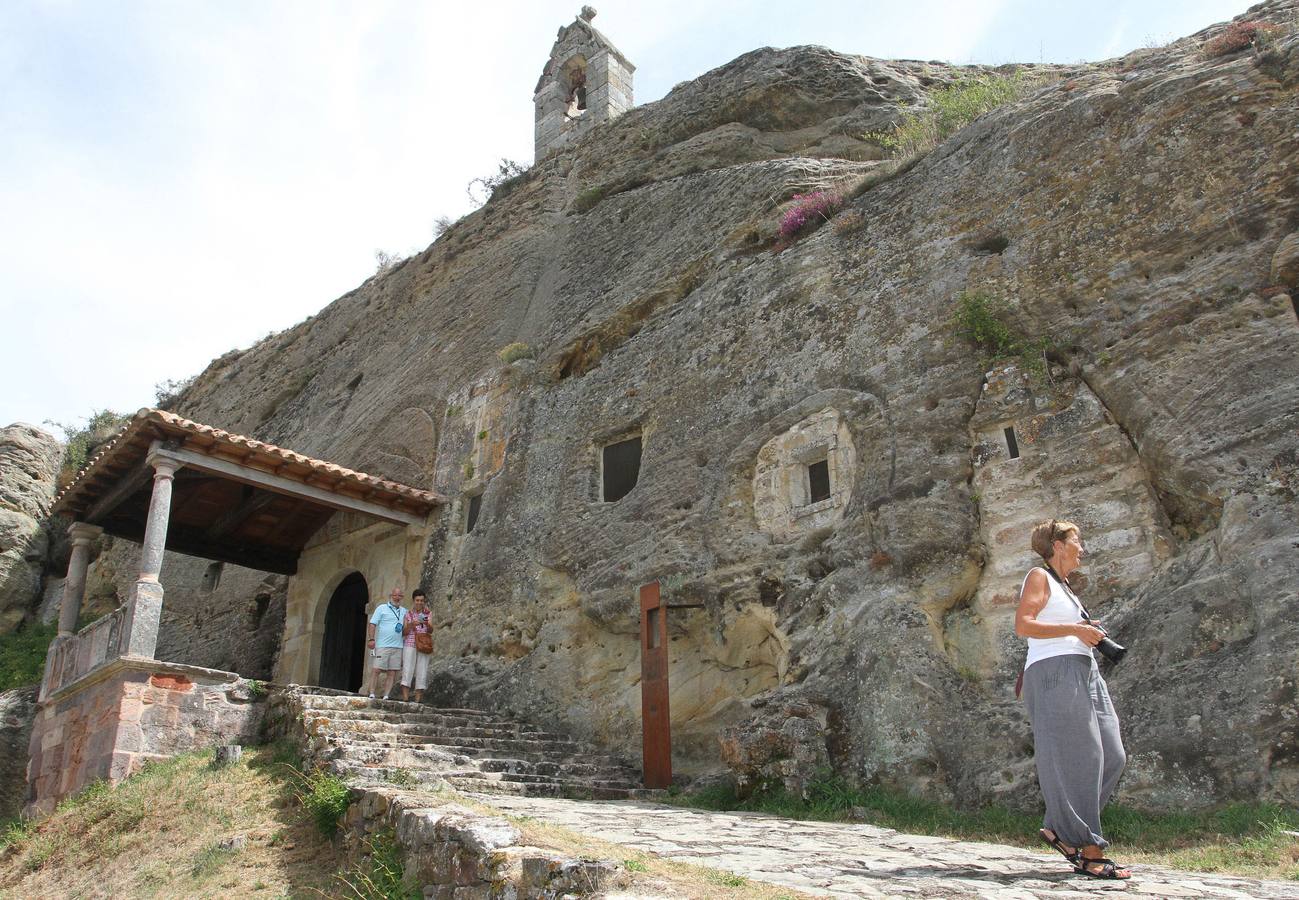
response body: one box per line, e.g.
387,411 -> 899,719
1095,631 -> 1127,664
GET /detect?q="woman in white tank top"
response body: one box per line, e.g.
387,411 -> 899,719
1014,519 -> 1130,881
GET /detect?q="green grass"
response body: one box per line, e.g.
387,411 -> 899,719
496,341 -> 534,364
386,768 -> 416,789
297,769 -> 352,837
190,841 -> 239,879
866,71 -> 1040,161
333,827 -> 417,900
572,184 -> 610,214
666,774 -> 1299,878
0,621 -> 57,692
0,745 -> 343,897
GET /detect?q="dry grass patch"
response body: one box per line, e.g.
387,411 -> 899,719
0,747 -> 339,899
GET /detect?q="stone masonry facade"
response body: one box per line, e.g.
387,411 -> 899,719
25,659 -> 265,815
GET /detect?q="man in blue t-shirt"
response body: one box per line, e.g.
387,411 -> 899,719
366,587 -> 407,700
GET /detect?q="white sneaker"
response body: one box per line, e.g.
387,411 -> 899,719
368,693 -> 376,700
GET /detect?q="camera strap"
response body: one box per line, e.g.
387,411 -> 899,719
1041,565 -> 1091,620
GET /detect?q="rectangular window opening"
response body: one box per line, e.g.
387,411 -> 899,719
1004,426 -> 1020,460
602,435 -> 642,502
465,494 -> 483,533
646,607 -> 661,649
807,459 -> 831,504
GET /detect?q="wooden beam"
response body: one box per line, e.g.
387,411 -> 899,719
204,488 -> 279,540
151,446 -> 428,526
162,534 -> 299,575
83,458 -> 155,525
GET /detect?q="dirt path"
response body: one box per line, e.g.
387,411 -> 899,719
472,793 -> 1299,899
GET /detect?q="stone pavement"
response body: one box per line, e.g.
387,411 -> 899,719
469,793 -> 1299,899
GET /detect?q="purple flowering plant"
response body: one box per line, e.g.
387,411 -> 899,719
778,191 -> 844,242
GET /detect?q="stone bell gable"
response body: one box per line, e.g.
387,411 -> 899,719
534,7 -> 634,160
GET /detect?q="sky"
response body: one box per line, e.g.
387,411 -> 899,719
0,0 -> 1258,435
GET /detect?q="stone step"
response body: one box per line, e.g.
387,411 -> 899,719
316,719 -> 576,743
303,708 -> 494,729
331,744 -> 635,782
295,691 -> 657,803
328,737 -> 629,771
332,761 -> 643,800
299,695 -> 495,719
321,729 -> 607,761
444,775 -> 655,802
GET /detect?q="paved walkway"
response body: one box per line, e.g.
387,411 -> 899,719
471,793 -> 1299,899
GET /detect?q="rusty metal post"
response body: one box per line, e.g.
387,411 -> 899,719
639,580 -> 672,789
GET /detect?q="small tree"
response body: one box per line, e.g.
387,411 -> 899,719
467,159 -> 530,207
45,409 -> 130,485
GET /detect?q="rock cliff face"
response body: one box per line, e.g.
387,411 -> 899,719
0,424 -> 62,635
108,2 -> 1299,809
0,687 -> 37,820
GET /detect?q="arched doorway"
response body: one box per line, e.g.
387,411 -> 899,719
319,572 -> 368,691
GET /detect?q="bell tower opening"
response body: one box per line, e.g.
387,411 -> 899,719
319,572 -> 368,692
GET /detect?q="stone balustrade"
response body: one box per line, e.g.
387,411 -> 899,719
39,606 -> 128,702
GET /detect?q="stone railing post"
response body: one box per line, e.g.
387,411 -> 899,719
57,522 -> 103,636
121,451 -> 181,659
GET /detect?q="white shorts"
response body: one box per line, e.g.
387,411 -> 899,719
401,646 -> 429,690
372,646 -> 402,670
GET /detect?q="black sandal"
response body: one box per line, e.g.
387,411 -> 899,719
1074,856 -> 1131,880
1039,829 -> 1079,864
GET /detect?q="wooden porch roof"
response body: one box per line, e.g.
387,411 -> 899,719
51,409 -> 444,575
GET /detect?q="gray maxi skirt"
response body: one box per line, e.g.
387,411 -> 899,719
1022,653 -> 1126,850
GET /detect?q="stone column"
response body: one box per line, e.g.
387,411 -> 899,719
57,522 -> 102,636
121,453 -> 181,659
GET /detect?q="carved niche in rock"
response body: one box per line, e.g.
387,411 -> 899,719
752,408 -> 855,542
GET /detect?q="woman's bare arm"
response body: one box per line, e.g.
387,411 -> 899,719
1014,568 -> 1104,645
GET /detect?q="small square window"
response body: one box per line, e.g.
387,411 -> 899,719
807,459 -> 831,504
602,435 -> 642,502
465,494 -> 483,533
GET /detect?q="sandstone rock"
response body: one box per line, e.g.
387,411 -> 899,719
0,424 -> 61,520
720,698 -> 831,800
0,687 -> 38,821
1271,230 -> 1299,287
0,423 -> 61,635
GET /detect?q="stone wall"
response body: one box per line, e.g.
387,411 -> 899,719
276,512 -> 430,692
25,659 -> 266,815
341,786 -> 621,898
0,687 -> 37,821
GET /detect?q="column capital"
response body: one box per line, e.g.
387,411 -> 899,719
66,522 -> 103,545
145,450 -> 182,478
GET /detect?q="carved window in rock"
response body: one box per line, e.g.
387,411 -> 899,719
202,561 -> 224,593
1003,426 -> 1020,460
807,458 -> 831,504
601,434 -> 642,502
465,493 -> 483,533
752,408 -> 857,541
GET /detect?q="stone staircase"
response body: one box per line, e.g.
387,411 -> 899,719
294,691 -> 659,800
